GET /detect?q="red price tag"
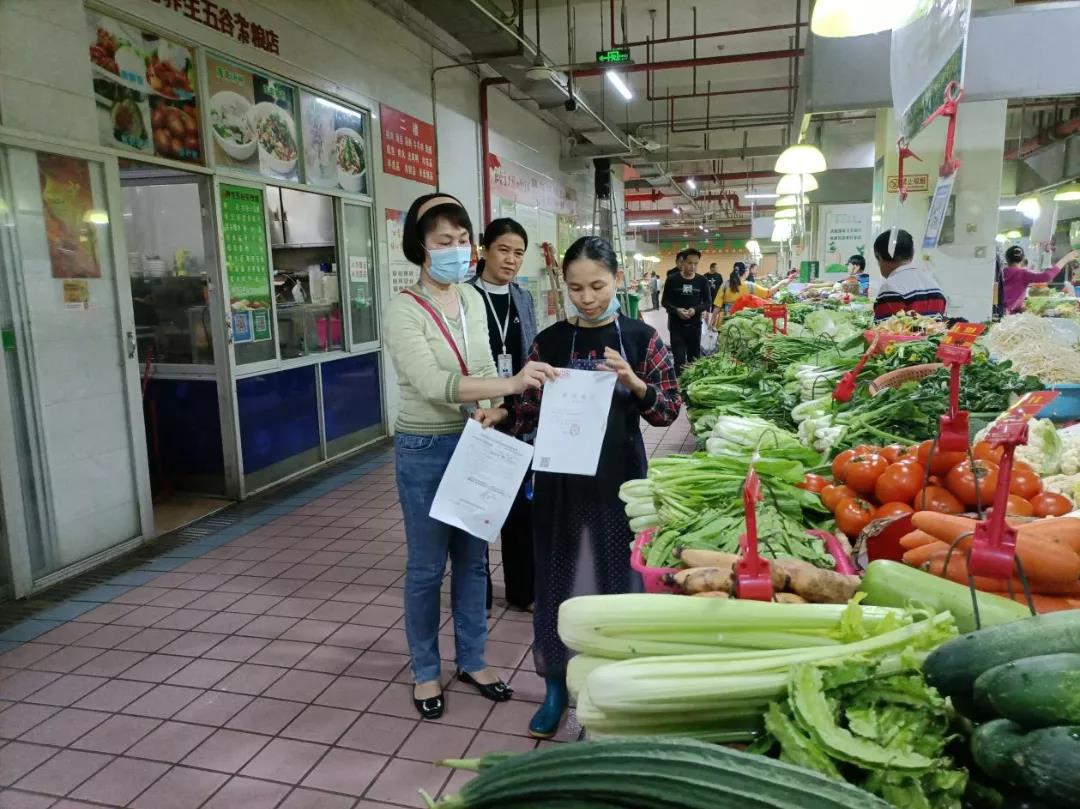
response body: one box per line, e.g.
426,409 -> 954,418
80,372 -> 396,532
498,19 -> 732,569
763,304 -> 787,320
1007,391 -> 1059,420
942,322 -> 985,347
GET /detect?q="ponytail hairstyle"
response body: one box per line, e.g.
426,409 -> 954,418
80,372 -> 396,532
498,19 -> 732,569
727,261 -> 748,294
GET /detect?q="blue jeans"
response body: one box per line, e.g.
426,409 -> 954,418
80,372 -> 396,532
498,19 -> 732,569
395,432 -> 489,683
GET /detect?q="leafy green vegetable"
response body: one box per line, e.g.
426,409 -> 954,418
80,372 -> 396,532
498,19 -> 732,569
764,653 -> 968,809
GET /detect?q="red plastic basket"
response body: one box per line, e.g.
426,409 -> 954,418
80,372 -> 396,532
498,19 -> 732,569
631,526 -> 857,594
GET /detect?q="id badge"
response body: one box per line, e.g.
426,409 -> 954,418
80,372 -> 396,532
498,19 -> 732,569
497,353 -> 513,378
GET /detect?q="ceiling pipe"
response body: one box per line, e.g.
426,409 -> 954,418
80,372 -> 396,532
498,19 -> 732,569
572,48 -> 804,78
649,84 -> 793,103
610,0 -> 806,49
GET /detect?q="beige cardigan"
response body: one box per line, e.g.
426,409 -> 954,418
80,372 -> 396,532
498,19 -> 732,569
385,283 -> 501,435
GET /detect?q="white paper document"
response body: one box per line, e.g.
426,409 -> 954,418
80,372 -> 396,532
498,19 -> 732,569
429,418 -> 534,543
532,368 -> 617,476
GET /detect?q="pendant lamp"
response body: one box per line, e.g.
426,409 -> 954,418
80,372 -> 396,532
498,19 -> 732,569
1053,182 -> 1080,202
776,173 -> 819,195
774,208 -> 797,220
775,194 -> 809,208
1016,196 -> 1041,220
774,144 -> 826,174
811,0 -> 927,38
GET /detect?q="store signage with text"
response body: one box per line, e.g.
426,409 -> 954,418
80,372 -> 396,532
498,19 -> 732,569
148,0 -> 280,55
379,105 -> 436,186
220,184 -> 272,342
886,175 -> 929,194
490,153 -> 575,215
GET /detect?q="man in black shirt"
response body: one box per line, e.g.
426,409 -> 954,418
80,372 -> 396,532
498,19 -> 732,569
703,262 -> 724,308
661,247 -> 709,371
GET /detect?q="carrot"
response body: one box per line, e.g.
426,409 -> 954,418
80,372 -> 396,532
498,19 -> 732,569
1016,517 -> 1080,554
899,530 -> 940,550
902,541 -> 950,567
997,591 -> 1080,614
912,512 -> 1080,588
919,548 -> 1080,595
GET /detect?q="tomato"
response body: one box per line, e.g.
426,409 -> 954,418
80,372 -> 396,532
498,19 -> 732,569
912,485 -> 965,514
797,473 -> 829,494
1012,460 -> 1037,475
821,484 -> 857,512
946,459 -> 1000,509
973,440 -> 1005,465
879,444 -> 907,464
874,502 -> 914,520
1030,492 -> 1072,518
1004,495 -> 1034,516
831,449 -> 857,481
1008,466 -> 1043,500
916,440 -> 967,477
875,461 -> 927,504
834,496 -> 875,537
895,444 -> 922,462
842,453 -> 889,496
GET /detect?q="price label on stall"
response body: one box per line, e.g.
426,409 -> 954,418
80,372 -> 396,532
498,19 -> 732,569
942,322 -> 985,346
1006,391 -> 1060,421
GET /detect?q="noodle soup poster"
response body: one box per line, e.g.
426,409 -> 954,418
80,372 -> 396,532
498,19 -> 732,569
206,56 -> 299,181
37,154 -> 102,280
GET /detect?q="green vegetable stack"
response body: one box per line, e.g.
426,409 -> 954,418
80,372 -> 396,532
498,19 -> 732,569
923,611 -> 1080,808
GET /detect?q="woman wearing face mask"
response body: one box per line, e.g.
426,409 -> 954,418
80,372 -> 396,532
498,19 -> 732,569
500,236 -> 682,738
385,193 -> 558,720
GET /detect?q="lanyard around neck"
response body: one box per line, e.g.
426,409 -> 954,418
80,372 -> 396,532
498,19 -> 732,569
478,282 -> 511,353
569,316 -> 626,362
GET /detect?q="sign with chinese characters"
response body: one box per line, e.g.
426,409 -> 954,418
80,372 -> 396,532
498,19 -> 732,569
385,208 -> 416,294
301,91 -> 367,193
379,104 -> 436,186
207,55 -> 299,181
490,153 -> 576,215
148,0 -> 280,55
87,11 -> 203,164
886,174 -> 929,193
63,280 -> 91,311
822,206 -> 869,273
922,172 -> 956,250
596,48 -> 631,64
220,184 -> 273,341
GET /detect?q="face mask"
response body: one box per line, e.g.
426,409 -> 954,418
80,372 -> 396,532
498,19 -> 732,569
569,296 -> 620,323
427,245 -> 472,284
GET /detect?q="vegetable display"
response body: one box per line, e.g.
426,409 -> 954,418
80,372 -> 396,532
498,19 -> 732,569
426,737 -> 895,808
923,611 -> 1080,808
984,314 -> 1080,384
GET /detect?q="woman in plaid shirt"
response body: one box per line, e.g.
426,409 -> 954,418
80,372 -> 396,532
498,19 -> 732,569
506,236 -> 681,738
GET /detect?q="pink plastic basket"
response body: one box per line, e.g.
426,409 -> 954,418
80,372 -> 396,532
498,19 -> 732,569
632,526 -> 857,594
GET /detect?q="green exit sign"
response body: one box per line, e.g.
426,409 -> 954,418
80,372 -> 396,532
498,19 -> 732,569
596,48 -> 631,64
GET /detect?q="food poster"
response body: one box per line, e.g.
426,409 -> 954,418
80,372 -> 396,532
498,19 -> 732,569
37,154 -> 101,279
385,208 -> 415,294
87,12 -> 202,164
300,92 -> 367,194
220,184 -> 273,342
207,56 -> 300,182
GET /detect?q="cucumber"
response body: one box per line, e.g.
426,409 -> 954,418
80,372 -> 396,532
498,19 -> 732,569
923,610 -> 1080,702
1014,725 -> 1080,806
974,653 -> 1080,729
858,560 -> 1030,634
434,737 -> 894,808
971,719 -> 1026,788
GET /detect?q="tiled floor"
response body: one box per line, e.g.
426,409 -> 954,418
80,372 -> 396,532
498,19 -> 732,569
0,310 -> 695,809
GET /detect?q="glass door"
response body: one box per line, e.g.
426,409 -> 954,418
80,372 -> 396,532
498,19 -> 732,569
0,143 -> 150,586
341,201 -> 377,349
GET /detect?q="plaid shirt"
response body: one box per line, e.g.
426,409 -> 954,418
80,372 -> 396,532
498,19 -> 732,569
512,329 -> 682,435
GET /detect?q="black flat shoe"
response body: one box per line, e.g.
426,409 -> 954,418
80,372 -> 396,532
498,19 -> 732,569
413,692 -> 445,720
457,670 -> 514,702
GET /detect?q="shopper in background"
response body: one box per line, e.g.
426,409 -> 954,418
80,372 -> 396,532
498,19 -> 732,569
1001,244 -> 1080,314
714,261 -> 791,315
704,261 -> 724,305
385,193 -> 557,720
847,254 -> 870,295
661,246 -> 709,371
508,235 -> 682,738
871,229 -> 947,321
649,271 -> 660,310
469,217 -> 538,612
746,262 -> 758,283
